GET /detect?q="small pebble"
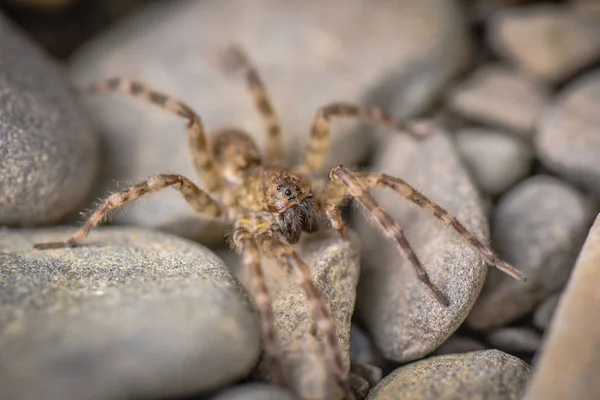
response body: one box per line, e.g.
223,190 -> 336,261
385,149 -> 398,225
210,383 -> 295,400
486,327 -> 542,354
434,335 -> 487,356
533,292 -> 562,330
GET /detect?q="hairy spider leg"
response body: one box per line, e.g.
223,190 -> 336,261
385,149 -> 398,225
79,78 -> 221,192
220,44 -> 284,164
298,103 -> 432,176
232,223 -> 286,386
33,174 -> 222,249
255,232 -> 355,400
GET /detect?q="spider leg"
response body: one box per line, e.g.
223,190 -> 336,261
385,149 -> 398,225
79,78 -> 221,192
323,203 -> 345,237
255,232 -> 354,400
327,166 -> 449,306
354,169 -> 527,282
297,103 -> 432,176
232,224 -> 286,386
220,44 -> 284,164
33,174 -> 222,249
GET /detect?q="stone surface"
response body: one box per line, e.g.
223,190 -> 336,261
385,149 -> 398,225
456,127 -> 533,195
524,214 -> 600,400
446,64 -> 549,135
488,5 -> 600,82
434,335 -> 487,356
533,292 -> 561,330
367,350 -> 532,400
0,227 -> 260,400
68,0 -> 469,244
355,131 -> 489,362
535,70 -> 600,197
486,327 -> 542,354
0,14 -> 98,227
350,324 -> 385,367
223,230 -> 361,400
210,384 -> 295,400
467,176 -> 592,330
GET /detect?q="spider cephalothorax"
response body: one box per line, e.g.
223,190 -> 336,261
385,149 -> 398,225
33,45 -> 526,400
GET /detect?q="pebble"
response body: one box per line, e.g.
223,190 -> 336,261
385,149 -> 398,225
68,0 -> 470,244
0,227 -> 260,400
446,64 -> 549,135
224,229 -> 360,400
366,349 -> 532,400
533,292 -> 562,330
488,5 -> 600,82
456,127 -> 533,196
467,175 -> 593,330
210,383 -> 295,400
486,327 -> 542,354
535,69 -> 600,197
434,335 -> 487,356
0,14 -> 98,227
355,131 -> 490,363
524,214 -> 600,400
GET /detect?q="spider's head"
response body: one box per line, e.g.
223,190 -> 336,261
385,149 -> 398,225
266,174 -> 319,244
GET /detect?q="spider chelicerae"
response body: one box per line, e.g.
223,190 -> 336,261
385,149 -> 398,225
33,45 -> 527,400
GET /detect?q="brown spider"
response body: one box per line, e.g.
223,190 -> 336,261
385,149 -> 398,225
33,45 -> 526,400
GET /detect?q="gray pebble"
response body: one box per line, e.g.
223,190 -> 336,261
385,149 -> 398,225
467,176 -> 593,330
524,214 -> 600,400
533,292 -> 562,330
0,14 -> 98,227
356,131 -> 490,363
446,64 -> 549,135
67,0 -> 469,244
367,350 -> 532,400
456,127 -> 533,196
434,335 -> 487,356
486,327 -> 542,354
535,69 -> 600,197
488,5 -> 600,82
0,227 -> 260,400
210,383 -> 295,400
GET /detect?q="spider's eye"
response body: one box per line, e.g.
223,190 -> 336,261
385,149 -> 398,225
294,185 -> 300,192
285,189 -> 292,197
276,185 -> 282,191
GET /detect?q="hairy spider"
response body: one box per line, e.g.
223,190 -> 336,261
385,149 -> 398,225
33,45 -> 526,400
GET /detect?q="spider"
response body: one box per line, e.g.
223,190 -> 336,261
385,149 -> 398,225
33,45 -> 526,400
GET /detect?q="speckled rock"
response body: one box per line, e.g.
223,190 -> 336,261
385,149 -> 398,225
68,0 -> 469,244
486,327 -> 542,354
535,70 -> 600,197
0,14 -> 98,227
533,292 -> 561,330
456,128 -> 533,195
488,5 -> 600,82
356,131 -> 490,363
467,176 -> 592,330
434,335 -> 487,356
224,230 -> 360,400
210,384 -> 295,400
446,64 -> 549,135
524,214 -> 600,400
366,350 -> 532,400
0,227 -> 260,400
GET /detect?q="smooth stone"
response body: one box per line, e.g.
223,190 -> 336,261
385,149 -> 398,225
456,127 -> 533,196
486,327 -> 542,354
535,69 -> 600,197
356,131 -> 489,362
210,384 -> 295,400
0,227 -> 260,400
366,349 -> 532,400
68,0 -> 469,244
350,324 -> 385,367
434,335 -> 487,356
446,64 -> 549,135
225,230 -> 360,400
533,292 -> 562,330
524,214 -> 600,400
488,5 -> 600,82
467,176 -> 593,330
0,14 -> 98,227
